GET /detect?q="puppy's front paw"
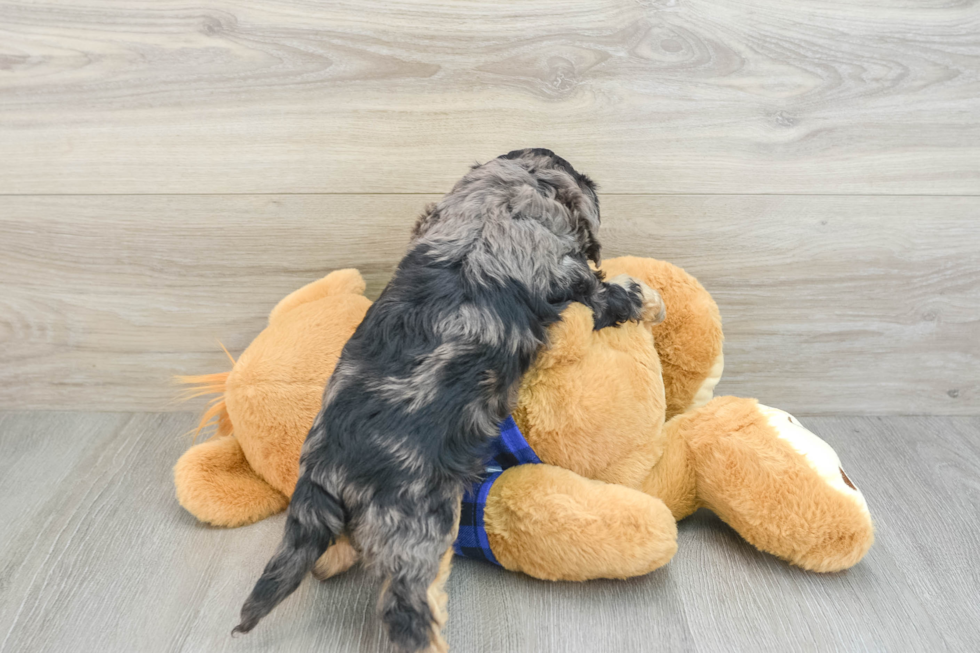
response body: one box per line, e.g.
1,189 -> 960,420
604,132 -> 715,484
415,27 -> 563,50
635,280 -> 666,325
609,274 -> 665,325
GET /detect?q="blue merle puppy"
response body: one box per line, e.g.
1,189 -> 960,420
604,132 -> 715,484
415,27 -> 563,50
233,148 -> 665,652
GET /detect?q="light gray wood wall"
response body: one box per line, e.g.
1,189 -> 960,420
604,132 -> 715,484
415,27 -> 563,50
1,0 -> 978,414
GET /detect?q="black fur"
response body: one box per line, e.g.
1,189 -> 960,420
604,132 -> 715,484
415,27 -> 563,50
234,149 -> 653,651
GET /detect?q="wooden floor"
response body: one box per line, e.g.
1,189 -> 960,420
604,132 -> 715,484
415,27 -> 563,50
1,410 -> 978,653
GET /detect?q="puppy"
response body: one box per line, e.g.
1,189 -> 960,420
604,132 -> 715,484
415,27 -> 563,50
233,148 -> 665,652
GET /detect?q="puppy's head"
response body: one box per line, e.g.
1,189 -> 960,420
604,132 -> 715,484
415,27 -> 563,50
414,148 -> 602,264
496,148 -> 601,264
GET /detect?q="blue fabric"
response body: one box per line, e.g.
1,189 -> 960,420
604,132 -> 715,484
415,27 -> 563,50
454,416 -> 540,565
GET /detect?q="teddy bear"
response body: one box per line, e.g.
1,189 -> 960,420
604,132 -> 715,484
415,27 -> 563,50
174,257 -> 873,583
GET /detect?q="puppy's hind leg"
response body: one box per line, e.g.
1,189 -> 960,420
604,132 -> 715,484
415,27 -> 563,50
373,496 -> 461,653
423,517 -> 459,653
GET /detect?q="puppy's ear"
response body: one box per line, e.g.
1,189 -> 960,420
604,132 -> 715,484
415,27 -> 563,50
584,230 -> 601,265
554,174 -> 601,265
411,203 -> 439,240
576,193 -> 602,265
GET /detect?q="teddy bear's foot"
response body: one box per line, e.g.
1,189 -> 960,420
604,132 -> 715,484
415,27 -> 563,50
174,434 -> 289,527
675,397 -> 874,572
312,535 -> 360,580
483,464 -> 677,581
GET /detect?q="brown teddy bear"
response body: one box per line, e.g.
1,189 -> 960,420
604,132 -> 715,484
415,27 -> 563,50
175,257 -> 873,585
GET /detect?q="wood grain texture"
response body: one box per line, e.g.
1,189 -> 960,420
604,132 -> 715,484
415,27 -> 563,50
2,194 -> 977,413
0,194 -> 416,411
1,411 -> 978,652
1,0 -> 978,194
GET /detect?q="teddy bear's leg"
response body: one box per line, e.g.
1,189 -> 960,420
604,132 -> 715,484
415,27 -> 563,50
483,464 -> 678,581
669,396 -> 874,572
312,535 -> 360,580
174,434 -> 289,527
642,418 -> 700,522
268,268 -> 366,324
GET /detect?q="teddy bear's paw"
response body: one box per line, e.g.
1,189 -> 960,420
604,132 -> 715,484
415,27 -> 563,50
607,274 -> 666,325
754,405 -> 875,571
485,464 -> 678,581
679,397 -> 875,572
173,435 -> 289,527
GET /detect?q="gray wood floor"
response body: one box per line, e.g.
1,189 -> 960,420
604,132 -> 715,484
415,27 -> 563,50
1,411 -> 978,653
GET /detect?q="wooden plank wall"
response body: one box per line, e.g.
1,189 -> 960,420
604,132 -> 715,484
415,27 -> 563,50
1,0 -> 978,413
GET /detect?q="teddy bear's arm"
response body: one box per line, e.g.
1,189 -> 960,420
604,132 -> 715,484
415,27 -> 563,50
268,268 -> 366,325
481,463 -> 677,581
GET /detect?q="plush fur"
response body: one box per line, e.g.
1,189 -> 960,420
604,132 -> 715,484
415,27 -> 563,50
665,397 -> 874,572
483,463 -> 678,581
491,394 -> 873,577
511,301 -> 666,490
173,431 -> 288,527
602,256 -> 724,420
232,149 -> 663,652
175,255 -> 874,646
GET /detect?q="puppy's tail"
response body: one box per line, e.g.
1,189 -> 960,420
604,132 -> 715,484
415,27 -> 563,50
232,475 -> 345,635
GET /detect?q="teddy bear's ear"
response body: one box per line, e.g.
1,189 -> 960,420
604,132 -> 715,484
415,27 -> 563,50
268,269 -> 366,324
600,256 -> 724,420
